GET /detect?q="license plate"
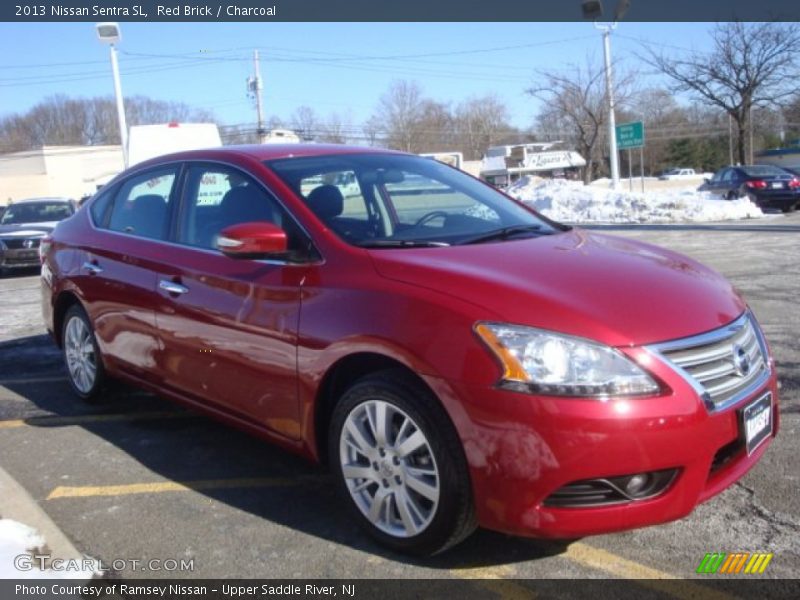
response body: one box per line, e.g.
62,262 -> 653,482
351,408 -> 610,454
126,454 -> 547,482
742,392 -> 772,455
771,182 -> 783,189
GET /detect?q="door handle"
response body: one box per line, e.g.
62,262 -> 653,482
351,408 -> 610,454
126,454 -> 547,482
159,280 -> 189,295
82,261 -> 103,275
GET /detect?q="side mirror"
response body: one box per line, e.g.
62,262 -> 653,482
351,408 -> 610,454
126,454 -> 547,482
216,221 -> 288,259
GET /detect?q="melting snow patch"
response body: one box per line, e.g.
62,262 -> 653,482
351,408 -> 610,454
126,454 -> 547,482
0,519 -> 98,579
506,177 -> 766,224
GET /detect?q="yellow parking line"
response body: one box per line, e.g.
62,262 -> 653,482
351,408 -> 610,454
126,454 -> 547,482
47,476 -> 321,500
452,565 -> 533,600
0,411 -> 193,429
565,543 -> 737,600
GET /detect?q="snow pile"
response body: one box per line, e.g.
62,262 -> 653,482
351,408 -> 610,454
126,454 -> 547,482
507,177 -> 765,224
0,519 -> 98,579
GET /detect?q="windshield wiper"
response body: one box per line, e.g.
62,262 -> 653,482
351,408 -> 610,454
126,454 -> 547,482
457,224 -> 544,245
356,239 -> 450,248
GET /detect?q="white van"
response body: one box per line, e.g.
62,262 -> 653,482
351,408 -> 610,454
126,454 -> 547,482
127,123 -> 222,167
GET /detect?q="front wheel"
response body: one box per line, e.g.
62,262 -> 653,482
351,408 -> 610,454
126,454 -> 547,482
62,304 -> 107,403
329,371 -> 476,556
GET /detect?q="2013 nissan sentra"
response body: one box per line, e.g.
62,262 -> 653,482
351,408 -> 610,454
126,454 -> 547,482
41,145 -> 778,555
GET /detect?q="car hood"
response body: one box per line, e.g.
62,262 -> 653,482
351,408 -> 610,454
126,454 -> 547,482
0,223 -> 57,237
368,229 -> 745,347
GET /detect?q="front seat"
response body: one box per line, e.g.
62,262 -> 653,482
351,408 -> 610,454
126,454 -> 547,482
124,194 -> 167,239
305,185 -> 344,225
217,185 -> 275,231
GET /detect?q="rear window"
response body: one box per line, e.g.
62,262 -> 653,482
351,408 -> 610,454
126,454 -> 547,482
740,165 -> 788,177
0,201 -> 73,225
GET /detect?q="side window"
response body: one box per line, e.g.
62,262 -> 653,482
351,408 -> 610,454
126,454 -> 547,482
178,164 -> 289,251
720,169 -> 733,183
108,168 -> 177,240
89,186 -> 116,227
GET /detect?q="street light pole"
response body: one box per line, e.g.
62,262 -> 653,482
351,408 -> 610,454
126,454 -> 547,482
96,23 -> 128,168
108,43 -> 128,167
597,23 -> 620,189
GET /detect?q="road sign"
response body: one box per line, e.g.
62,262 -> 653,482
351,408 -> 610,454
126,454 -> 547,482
616,121 -> 645,150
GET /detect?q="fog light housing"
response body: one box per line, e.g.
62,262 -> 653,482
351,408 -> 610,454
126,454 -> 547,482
624,473 -> 650,496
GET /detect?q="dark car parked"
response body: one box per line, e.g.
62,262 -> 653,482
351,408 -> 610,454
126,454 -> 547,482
698,165 -> 800,212
0,197 -> 77,275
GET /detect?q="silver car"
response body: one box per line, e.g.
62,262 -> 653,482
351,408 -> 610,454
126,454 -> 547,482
0,197 -> 76,275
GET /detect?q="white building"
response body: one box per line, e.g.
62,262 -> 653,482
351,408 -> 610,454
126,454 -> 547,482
480,142 -> 586,187
0,145 -> 123,205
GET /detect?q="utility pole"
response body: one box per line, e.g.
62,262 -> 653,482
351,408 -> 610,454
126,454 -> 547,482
248,50 -> 266,144
583,1 -> 629,190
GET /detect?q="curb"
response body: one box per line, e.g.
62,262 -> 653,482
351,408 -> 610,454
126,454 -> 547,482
0,464 -> 85,568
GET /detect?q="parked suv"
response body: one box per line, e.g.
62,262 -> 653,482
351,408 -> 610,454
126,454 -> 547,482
0,197 -> 76,275
41,145 -> 778,555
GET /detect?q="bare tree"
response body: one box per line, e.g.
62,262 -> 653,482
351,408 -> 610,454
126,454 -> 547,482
374,80 -> 424,152
291,106 -> 319,141
644,22 -> 800,165
362,115 -> 384,147
0,95 -> 215,152
528,60 -> 635,183
318,111 -> 352,144
455,95 -> 514,159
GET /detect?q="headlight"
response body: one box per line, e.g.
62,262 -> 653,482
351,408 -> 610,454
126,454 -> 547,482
475,322 -> 659,397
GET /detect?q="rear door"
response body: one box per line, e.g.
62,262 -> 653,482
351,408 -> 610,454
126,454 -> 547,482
78,165 -> 180,382
153,162 -> 311,440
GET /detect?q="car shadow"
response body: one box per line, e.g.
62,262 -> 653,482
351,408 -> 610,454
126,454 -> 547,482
0,333 -> 572,569
0,266 -> 40,279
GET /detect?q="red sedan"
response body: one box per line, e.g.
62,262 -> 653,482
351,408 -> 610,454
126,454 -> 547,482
41,145 -> 778,555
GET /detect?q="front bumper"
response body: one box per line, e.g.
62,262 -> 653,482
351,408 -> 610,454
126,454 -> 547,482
0,248 -> 41,269
428,345 -> 779,539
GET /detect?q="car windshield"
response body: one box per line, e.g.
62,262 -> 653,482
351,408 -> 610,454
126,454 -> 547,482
265,153 -> 562,247
0,202 -> 73,225
740,165 -> 788,177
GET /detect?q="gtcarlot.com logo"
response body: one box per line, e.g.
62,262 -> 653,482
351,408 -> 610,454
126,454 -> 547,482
697,552 -> 773,575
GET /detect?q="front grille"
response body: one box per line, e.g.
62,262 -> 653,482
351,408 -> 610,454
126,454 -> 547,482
650,313 -> 769,411
1,238 -> 40,249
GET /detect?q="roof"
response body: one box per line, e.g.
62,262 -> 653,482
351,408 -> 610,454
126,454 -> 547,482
147,144 -> 401,165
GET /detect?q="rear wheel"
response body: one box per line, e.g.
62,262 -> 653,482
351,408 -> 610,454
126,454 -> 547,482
62,304 -> 107,403
329,371 -> 476,556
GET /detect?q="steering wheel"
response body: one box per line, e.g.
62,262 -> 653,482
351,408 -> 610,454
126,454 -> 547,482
414,210 -> 449,228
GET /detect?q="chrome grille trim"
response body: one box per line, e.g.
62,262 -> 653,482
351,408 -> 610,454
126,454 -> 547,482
646,312 -> 771,412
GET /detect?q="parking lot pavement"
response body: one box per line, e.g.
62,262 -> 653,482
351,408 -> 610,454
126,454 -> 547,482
0,214 -> 798,586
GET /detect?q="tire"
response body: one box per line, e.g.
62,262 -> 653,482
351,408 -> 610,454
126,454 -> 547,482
328,370 -> 476,556
726,190 -> 739,200
62,304 -> 107,403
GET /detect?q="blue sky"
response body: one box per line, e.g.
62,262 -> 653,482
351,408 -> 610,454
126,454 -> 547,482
0,22 -> 715,131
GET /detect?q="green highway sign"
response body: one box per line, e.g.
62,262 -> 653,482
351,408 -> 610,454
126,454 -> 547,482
616,121 -> 645,150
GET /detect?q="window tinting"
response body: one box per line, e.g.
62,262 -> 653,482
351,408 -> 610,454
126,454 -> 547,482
177,164 -> 311,259
89,188 -> 115,227
108,169 -> 177,240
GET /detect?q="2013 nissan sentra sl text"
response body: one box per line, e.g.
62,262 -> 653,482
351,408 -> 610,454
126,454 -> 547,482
40,145 -> 779,555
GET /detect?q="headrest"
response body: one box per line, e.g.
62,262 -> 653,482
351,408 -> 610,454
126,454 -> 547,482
305,185 -> 344,220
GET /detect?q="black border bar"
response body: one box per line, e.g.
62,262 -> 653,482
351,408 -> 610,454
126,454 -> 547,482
4,0 -> 800,22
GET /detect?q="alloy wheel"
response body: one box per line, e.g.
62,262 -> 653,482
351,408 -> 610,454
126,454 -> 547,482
339,399 -> 440,538
64,315 -> 96,394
